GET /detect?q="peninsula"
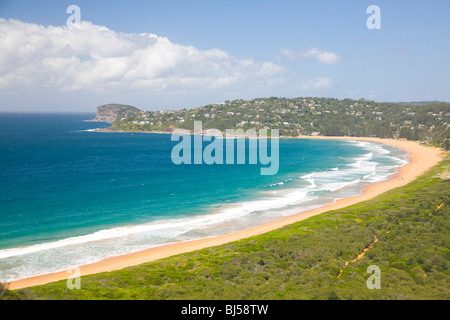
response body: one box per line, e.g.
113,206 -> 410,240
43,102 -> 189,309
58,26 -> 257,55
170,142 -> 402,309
92,98 -> 450,150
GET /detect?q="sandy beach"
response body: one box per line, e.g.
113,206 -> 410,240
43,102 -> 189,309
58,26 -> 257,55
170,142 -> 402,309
8,137 -> 444,290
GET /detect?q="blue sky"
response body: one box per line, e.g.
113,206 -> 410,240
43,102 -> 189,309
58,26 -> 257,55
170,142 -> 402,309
0,0 -> 449,111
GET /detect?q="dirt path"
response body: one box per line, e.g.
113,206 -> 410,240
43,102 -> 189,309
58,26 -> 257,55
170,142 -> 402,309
337,238 -> 379,278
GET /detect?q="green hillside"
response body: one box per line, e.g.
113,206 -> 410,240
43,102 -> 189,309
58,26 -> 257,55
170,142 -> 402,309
106,97 -> 450,150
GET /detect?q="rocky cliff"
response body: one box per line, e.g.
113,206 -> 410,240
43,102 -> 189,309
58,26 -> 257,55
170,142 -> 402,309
93,104 -> 141,123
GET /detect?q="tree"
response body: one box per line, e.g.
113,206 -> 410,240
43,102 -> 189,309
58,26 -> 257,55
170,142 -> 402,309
0,282 -> 21,300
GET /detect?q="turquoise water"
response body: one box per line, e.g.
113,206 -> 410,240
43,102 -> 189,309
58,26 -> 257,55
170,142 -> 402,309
0,113 -> 408,282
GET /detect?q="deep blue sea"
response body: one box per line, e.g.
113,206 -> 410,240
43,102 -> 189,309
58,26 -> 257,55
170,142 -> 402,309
0,113 -> 408,282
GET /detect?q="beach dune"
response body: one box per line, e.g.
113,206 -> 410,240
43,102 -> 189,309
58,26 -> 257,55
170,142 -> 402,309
7,137 -> 444,290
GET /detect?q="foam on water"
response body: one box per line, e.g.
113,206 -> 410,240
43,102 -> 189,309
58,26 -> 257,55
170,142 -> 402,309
0,138 -> 409,283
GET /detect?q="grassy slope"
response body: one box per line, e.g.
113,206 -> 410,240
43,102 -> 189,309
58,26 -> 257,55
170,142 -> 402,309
19,157 -> 450,300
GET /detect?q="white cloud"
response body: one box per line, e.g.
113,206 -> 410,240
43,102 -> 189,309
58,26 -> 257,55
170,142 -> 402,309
0,18 -> 336,110
303,48 -> 341,64
0,19 -> 284,93
300,77 -> 334,90
280,47 -> 341,64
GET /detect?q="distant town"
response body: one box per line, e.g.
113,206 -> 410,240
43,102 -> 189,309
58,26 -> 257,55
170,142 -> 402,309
95,97 -> 450,150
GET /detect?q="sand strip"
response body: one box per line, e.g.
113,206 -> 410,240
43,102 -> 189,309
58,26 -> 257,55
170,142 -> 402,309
8,137 -> 444,290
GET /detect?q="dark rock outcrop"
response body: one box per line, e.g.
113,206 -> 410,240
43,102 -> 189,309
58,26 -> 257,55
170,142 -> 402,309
93,104 -> 141,123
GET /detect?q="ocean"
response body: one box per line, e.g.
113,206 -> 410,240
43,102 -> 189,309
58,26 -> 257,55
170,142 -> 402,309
0,113 -> 408,282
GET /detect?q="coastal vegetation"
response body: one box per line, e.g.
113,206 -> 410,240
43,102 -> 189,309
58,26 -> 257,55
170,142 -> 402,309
94,103 -> 140,123
0,283 -> 27,300
11,156 -> 449,300
98,98 -> 450,150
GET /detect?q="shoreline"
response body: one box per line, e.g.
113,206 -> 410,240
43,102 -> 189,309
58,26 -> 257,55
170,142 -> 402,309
8,137 -> 444,290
